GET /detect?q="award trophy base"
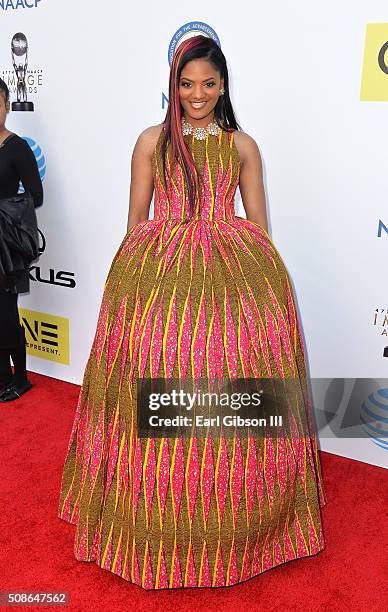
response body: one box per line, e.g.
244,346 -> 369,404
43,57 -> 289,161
12,101 -> 34,111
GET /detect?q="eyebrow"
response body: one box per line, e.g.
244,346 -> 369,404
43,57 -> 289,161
180,77 -> 216,82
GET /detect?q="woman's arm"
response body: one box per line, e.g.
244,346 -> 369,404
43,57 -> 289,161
126,125 -> 163,231
16,139 -> 43,208
234,130 -> 268,232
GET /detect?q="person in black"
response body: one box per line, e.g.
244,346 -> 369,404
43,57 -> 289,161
0,78 -> 43,402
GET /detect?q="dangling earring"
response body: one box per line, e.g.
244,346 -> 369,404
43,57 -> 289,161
219,88 -> 225,95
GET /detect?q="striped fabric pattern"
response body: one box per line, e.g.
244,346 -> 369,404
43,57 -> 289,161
58,126 -> 326,589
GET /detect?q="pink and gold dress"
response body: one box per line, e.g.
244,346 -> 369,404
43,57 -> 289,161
58,125 -> 327,589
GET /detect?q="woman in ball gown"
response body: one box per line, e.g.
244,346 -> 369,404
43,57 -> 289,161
58,35 -> 327,589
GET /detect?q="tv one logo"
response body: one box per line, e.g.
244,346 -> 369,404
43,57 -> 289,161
19,308 -> 70,365
360,23 -> 388,101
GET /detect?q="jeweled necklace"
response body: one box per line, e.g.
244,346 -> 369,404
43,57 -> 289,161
181,115 -> 220,140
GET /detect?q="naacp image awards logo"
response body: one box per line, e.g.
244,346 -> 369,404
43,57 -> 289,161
1,33 -> 43,111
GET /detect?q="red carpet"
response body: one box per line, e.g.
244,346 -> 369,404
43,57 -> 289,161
0,371 -> 386,611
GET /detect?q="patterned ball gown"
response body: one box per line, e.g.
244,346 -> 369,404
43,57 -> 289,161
58,124 -> 327,589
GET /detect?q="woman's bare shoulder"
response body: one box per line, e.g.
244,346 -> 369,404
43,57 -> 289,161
232,129 -> 261,160
135,123 -> 164,156
139,123 -> 165,139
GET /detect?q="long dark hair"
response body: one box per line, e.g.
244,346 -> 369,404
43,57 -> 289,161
162,35 -> 242,215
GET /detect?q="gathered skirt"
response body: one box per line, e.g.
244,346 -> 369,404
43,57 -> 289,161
58,217 -> 327,589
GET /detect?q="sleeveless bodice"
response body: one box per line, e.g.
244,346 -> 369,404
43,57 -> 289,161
152,126 -> 240,222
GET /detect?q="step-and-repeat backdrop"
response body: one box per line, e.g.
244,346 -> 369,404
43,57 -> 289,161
1,1 -> 387,469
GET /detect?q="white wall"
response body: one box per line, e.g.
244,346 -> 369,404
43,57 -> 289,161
1,1 -> 387,468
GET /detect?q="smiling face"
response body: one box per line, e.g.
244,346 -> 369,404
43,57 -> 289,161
179,58 -> 224,127
0,91 -> 10,131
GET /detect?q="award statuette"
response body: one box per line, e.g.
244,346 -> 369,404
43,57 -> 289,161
11,33 -> 34,112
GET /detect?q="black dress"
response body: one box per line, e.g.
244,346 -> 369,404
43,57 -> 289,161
0,134 -> 43,201
0,133 -> 43,349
